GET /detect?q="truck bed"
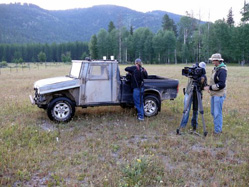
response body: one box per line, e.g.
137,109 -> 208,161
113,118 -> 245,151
120,75 -> 179,103
144,75 -> 179,100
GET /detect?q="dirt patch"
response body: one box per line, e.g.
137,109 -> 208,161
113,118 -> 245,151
37,120 -> 56,132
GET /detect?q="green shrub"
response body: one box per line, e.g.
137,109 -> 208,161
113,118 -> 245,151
0,61 -> 8,67
119,157 -> 164,186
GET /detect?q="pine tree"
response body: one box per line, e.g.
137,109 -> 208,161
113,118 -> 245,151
227,8 -> 235,26
162,14 -> 177,36
241,1 -> 249,22
130,25 -> 133,35
108,21 -> 115,33
162,14 -> 172,30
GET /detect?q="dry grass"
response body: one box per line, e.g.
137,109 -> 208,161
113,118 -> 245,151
0,64 -> 248,186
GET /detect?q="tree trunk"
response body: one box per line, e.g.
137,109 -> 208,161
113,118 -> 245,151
184,29 -> 188,45
125,48 -> 127,62
175,49 -> 177,64
118,29 -> 122,63
168,50 -> 170,64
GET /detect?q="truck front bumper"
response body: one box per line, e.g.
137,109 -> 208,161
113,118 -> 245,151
29,95 -> 35,105
29,88 -> 48,107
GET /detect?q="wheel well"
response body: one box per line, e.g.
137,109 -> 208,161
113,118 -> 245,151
49,91 -> 76,105
144,90 -> 160,100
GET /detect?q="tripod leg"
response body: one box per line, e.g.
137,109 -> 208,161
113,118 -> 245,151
177,91 -> 193,135
196,90 -> 208,137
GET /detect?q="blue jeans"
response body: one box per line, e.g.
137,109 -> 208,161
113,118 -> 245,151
133,88 -> 144,119
180,93 -> 198,129
211,95 -> 226,133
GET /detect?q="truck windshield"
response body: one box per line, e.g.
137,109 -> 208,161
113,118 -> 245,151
70,62 -> 82,78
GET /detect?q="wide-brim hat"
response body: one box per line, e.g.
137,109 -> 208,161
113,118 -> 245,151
199,62 -> 206,69
209,53 -> 224,61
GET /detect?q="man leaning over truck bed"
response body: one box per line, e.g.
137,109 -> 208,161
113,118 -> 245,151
125,58 -> 148,121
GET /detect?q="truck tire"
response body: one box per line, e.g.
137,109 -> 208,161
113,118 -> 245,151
47,97 -> 75,123
144,95 -> 159,117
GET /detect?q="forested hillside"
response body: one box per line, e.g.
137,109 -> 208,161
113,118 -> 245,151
0,3 -> 182,44
1,3 -> 249,64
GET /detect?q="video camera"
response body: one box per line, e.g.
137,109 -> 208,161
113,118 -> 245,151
177,63 -> 208,137
182,63 -> 206,80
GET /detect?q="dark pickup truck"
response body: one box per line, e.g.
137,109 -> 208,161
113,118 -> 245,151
30,60 -> 179,122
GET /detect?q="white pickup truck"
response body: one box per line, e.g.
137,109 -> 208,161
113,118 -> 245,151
30,60 -> 179,122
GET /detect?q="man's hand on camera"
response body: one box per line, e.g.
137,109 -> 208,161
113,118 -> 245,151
204,86 -> 210,91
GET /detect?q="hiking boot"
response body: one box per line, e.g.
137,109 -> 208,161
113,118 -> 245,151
213,131 -> 222,136
138,117 -> 144,121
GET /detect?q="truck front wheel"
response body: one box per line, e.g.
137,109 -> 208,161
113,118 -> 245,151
144,95 -> 159,117
47,97 -> 75,123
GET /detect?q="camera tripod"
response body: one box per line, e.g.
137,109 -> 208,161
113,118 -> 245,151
176,81 -> 208,137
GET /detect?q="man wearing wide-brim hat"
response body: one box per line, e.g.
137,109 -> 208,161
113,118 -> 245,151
204,53 -> 227,135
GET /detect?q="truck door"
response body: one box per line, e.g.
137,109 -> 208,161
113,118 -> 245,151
85,63 -> 112,103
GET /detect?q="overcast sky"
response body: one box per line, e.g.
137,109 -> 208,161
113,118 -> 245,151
1,0 -> 246,24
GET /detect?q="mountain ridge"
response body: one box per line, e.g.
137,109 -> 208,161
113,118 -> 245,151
0,3 -> 184,44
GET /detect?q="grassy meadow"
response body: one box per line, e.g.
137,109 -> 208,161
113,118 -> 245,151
0,63 -> 248,186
